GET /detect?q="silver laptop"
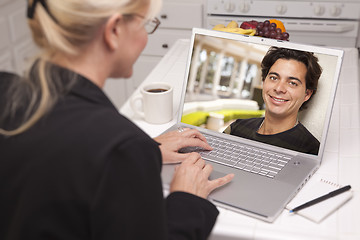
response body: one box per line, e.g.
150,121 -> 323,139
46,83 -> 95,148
161,28 -> 343,222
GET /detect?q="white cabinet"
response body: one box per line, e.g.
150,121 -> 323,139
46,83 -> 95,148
0,0 -> 39,75
0,17 -> 11,51
143,29 -> 193,56
13,39 -> 40,75
0,51 -> 13,72
8,5 -> 31,42
0,0 -> 12,6
105,0 -> 204,109
157,2 -> 203,29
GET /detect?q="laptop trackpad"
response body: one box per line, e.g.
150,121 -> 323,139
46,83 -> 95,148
208,169 -> 294,219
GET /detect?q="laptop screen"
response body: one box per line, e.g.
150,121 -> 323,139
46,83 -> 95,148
180,29 -> 343,156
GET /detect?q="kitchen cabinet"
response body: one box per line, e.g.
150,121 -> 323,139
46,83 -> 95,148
0,0 -> 39,76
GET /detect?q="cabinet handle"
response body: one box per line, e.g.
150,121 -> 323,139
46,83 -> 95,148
160,14 -> 167,19
162,44 -> 168,49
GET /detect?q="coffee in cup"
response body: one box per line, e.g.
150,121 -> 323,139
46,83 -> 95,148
130,82 -> 173,124
147,88 -> 168,93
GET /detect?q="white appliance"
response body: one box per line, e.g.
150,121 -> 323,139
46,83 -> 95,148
205,0 -> 360,48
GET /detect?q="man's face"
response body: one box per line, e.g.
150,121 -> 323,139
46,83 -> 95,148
262,59 -> 313,120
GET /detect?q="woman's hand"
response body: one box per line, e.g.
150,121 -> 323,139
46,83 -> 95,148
170,153 -> 234,199
154,128 -> 213,164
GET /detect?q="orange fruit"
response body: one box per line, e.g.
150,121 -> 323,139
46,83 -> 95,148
269,19 -> 286,32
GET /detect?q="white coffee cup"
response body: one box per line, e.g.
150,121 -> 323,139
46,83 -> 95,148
207,112 -> 224,131
130,82 -> 173,124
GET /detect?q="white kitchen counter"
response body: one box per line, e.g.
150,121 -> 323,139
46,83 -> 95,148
120,39 -> 360,240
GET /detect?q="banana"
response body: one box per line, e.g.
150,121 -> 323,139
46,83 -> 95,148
213,24 -> 226,30
212,25 -> 256,36
226,21 -> 238,28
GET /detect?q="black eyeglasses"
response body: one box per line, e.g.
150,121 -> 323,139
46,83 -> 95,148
123,13 -> 161,34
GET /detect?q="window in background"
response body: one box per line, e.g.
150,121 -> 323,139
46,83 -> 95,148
193,48 -> 260,100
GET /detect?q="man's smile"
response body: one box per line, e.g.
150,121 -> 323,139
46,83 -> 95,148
269,95 -> 289,103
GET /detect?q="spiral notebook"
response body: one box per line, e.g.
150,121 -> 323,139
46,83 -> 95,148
286,176 -> 353,223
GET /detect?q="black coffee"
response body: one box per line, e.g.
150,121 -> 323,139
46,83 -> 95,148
147,88 -> 168,93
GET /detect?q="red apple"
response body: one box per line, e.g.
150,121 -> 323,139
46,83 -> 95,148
240,21 -> 256,29
240,20 -> 258,29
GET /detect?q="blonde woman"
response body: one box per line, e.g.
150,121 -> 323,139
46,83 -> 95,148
0,0 -> 233,239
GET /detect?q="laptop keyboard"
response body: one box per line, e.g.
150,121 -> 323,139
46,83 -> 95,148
191,133 -> 292,179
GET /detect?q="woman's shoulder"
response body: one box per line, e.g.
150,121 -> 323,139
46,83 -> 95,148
0,71 -> 20,78
54,101 -> 148,142
0,72 -> 22,108
0,72 -> 21,87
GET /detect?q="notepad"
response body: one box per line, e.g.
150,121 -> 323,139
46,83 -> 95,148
286,176 -> 353,223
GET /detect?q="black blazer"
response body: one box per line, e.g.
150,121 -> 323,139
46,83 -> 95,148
0,67 -> 218,240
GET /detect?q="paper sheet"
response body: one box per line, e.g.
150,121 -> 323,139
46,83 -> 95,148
286,176 -> 353,223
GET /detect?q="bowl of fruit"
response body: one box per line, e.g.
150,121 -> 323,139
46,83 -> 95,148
213,19 -> 290,41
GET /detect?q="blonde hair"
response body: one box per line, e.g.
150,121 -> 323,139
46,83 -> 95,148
0,0 -> 162,136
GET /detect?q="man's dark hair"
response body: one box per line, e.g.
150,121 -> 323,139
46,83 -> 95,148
261,47 -> 323,111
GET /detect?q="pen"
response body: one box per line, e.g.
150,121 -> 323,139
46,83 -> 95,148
289,185 -> 351,213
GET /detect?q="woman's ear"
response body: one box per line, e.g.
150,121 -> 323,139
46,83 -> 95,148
103,14 -> 123,51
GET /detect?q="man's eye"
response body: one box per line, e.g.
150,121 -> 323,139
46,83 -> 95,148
289,81 -> 298,86
269,76 -> 277,81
